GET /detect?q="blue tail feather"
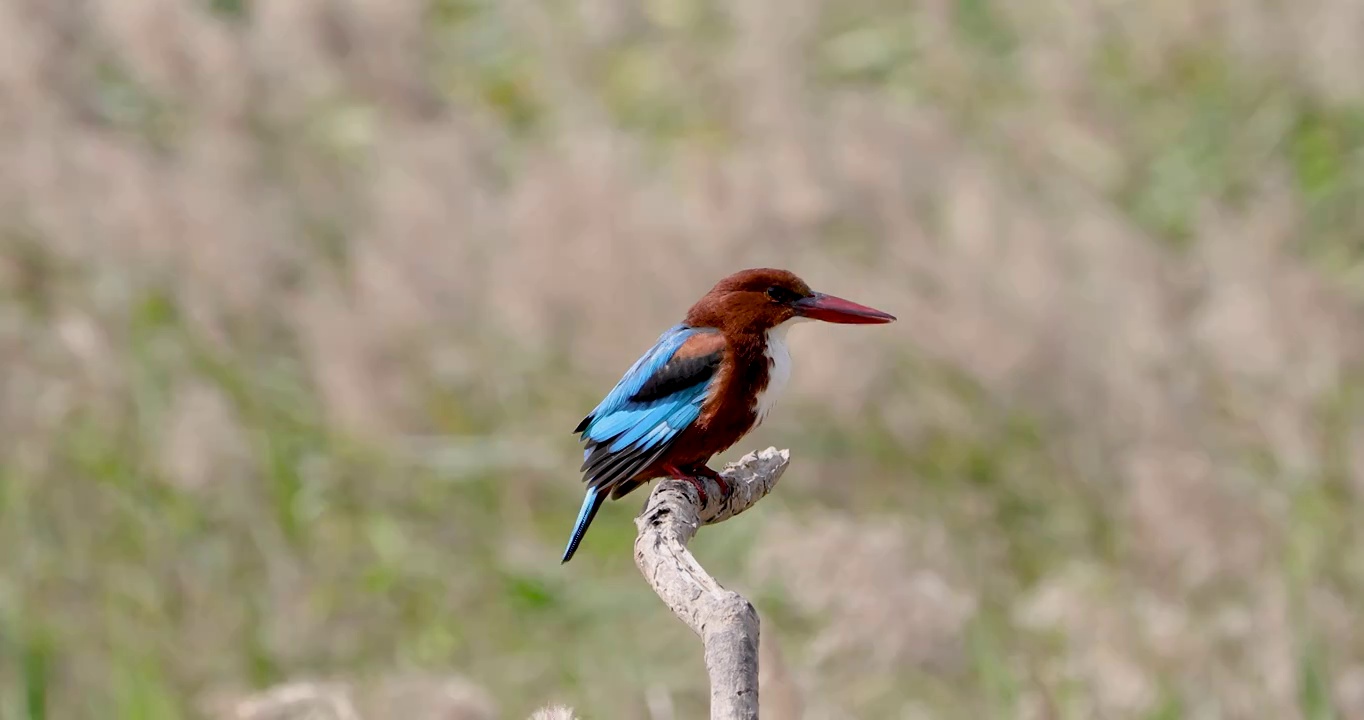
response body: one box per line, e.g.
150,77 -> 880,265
561,487 -> 607,564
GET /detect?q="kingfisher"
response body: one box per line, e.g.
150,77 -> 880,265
560,268 -> 895,563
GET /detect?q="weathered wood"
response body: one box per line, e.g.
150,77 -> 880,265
633,447 -> 792,720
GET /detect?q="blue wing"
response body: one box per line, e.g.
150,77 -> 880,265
561,324 -> 724,563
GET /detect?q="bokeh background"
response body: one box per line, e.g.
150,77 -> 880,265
3,0 -> 1364,718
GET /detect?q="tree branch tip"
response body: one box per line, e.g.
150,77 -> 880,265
729,446 -> 791,471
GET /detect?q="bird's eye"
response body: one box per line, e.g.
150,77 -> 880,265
766,286 -> 800,304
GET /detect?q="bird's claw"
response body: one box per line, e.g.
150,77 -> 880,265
681,474 -> 730,505
683,476 -> 710,504
713,475 -> 731,497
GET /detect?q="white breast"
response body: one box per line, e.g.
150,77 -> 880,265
754,318 -> 806,423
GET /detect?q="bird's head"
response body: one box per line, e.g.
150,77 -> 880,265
685,268 -> 896,334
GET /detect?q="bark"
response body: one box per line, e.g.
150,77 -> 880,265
633,447 -> 792,720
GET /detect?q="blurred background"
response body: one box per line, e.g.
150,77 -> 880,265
2,0 -> 1364,718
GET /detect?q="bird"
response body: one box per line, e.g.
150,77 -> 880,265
560,268 -> 895,563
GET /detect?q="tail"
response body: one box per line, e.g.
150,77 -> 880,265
561,487 -> 608,564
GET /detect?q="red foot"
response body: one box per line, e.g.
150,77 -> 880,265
689,464 -> 729,496
683,476 -> 710,504
661,463 -> 731,505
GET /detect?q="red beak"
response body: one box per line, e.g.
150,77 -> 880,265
794,292 -> 896,324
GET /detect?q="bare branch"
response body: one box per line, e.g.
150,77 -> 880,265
633,447 -> 792,720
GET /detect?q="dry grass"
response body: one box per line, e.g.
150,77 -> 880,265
2,0 -> 1363,718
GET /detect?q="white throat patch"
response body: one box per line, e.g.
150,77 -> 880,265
754,317 -> 809,423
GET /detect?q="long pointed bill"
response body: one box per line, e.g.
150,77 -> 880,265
794,292 -> 897,324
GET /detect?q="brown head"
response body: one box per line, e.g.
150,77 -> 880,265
684,268 -> 896,334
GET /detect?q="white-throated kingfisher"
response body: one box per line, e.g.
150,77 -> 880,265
561,268 -> 896,563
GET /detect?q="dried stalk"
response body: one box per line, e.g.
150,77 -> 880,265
633,447 -> 791,720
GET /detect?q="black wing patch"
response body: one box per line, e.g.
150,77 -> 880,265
629,351 -> 723,403
575,333 -> 726,496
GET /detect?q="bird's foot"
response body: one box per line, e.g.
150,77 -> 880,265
663,463 -> 730,505
688,465 -> 730,499
681,476 -> 710,504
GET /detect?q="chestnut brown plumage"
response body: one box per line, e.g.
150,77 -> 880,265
562,268 -> 894,562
